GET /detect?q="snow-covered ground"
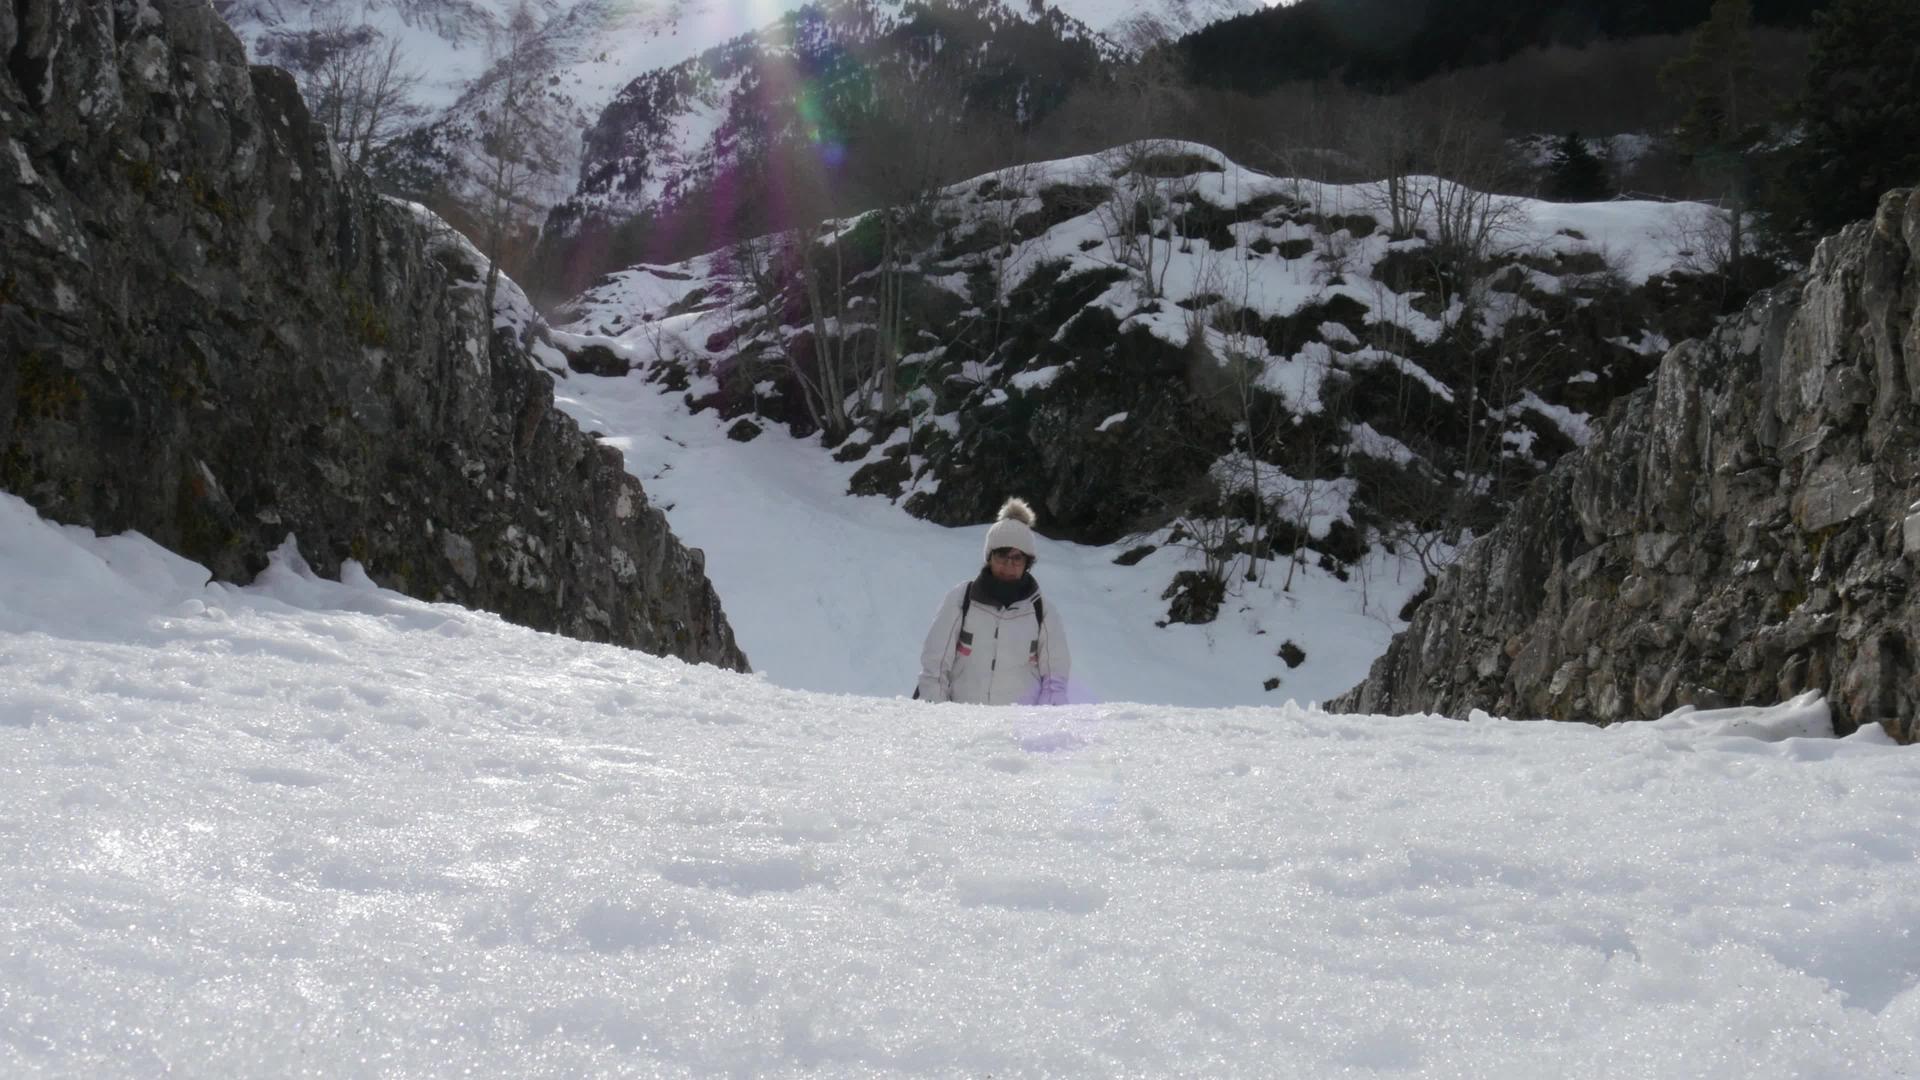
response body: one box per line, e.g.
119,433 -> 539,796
548,357 -> 1425,708
546,147 -> 1714,708
4,490 -> 1918,1077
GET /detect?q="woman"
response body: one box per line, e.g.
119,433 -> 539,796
916,497 -> 1071,705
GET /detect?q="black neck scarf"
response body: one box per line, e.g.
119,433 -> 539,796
972,567 -> 1037,609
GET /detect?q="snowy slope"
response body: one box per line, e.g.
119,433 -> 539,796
3,491 -> 1917,1076
545,349 -> 1425,706
541,146 -> 1710,706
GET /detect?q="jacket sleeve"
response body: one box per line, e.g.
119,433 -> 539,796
915,584 -> 966,703
1038,596 -> 1071,704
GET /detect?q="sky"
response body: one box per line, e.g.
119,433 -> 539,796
3,489 -> 1918,1077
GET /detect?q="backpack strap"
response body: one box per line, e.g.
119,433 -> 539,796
952,582 -> 975,659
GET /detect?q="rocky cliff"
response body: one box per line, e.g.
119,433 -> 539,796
1336,190 -> 1920,743
1,0 -> 747,670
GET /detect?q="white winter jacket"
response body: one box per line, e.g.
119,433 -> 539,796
916,577 -> 1070,705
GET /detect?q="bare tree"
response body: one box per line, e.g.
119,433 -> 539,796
473,0 -> 565,314
715,226 -> 849,439
844,59 -> 965,422
1085,139 -> 1207,300
1351,86 -> 1520,277
699,43 -> 987,440
1349,95 -> 1426,240
286,3 -> 423,167
1661,202 -> 1740,279
1417,99 -> 1525,275
951,160 -> 1043,366
1205,310 -> 1345,594
796,224 -> 859,438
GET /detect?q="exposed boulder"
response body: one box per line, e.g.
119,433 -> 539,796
0,0 -> 746,671
556,144 -> 1739,632
1336,189 -> 1920,743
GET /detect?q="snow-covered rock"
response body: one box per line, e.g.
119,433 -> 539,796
1339,187 -> 1920,742
547,141 -> 1720,652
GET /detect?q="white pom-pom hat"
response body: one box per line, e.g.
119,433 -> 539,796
983,497 -> 1038,562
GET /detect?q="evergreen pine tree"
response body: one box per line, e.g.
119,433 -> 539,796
1660,0 -> 1763,269
1788,0 -> 1920,233
1663,0 -> 1758,151
1545,132 -> 1612,201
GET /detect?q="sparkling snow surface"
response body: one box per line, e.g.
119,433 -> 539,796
3,493 -> 1918,1077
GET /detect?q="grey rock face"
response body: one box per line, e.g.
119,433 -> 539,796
1336,189 -> 1920,743
1,0 -> 746,672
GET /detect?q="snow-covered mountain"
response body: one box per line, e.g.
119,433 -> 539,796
216,0 -> 819,211
1083,0 -> 1266,47
216,0 -> 1245,117
218,1 -> 817,120
212,0 -> 1259,221
541,0 -> 1127,246
538,143 -> 1720,698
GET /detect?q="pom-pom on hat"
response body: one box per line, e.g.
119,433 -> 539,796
983,497 -> 1039,562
